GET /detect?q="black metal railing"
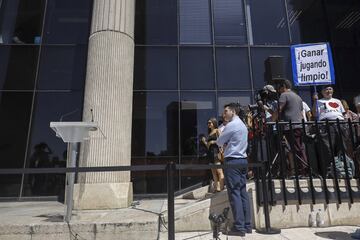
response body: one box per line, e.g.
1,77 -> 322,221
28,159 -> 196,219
0,160 -> 279,239
251,119 -> 360,207
1,119 -> 359,238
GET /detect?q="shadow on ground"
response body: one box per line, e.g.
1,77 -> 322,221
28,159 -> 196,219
315,231 -> 352,240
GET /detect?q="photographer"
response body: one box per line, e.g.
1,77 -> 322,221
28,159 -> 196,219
273,79 -> 308,177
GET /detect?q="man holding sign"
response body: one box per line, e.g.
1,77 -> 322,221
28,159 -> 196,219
312,85 -> 352,177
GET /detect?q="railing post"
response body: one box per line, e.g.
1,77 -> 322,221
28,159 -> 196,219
256,163 -> 281,234
167,161 -> 175,240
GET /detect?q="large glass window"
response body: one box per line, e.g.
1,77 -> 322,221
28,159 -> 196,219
0,0 -> 46,44
251,47 -> 292,90
0,92 -> 33,197
179,0 -> 212,44
0,0 -> 91,199
135,0 -> 177,45
21,92 -> 83,197
180,47 -> 214,90
248,0 -> 290,45
216,47 -> 251,90
213,0 -> 247,45
36,45 -> 88,90
286,0 -> 329,44
134,47 -> 178,90
0,45 -> 39,90
42,0 -> 93,44
132,92 -> 179,194
325,0 -> 360,47
180,92 -> 216,189
132,92 -> 179,157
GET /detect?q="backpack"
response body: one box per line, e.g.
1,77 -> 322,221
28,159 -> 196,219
327,153 -> 355,178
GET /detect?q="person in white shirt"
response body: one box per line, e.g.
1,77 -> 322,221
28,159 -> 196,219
302,101 -> 312,121
312,85 -> 351,177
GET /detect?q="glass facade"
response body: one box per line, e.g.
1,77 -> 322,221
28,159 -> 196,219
0,0 -> 93,199
1,0 -> 360,198
132,0 -> 360,194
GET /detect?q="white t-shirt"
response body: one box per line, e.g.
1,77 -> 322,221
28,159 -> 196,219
302,101 -> 311,122
316,98 -> 345,120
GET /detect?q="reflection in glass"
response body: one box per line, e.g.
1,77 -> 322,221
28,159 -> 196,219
180,92 -> 216,156
324,0 -> 360,47
180,92 -> 216,190
216,47 -> 251,90
0,0 -> 45,44
251,47 -> 291,90
249,0 -> 289,45
135,0 -> 177,45
287,0 -> 329,44
180,47 -> 214,90
213,0 -> 247,44
43,0 -> 93,44
131,92 -> 179,194
36,45 -> 88,90
22,92 -> 83,197
134,47 -> 178,90
0,45 -> 39,90
217,91 -> 252,117
0,92 -> 33,197
132,92 -> 179,157
179,0 -> 212,44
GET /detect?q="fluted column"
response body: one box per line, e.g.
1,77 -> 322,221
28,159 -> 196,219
74,0 -> 135,210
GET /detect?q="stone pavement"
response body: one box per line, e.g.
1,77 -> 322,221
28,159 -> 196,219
160,226 -> 359,240
0,200 -> 359,240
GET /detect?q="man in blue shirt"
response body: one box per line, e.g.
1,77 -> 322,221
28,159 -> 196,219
216,103 -> 252,237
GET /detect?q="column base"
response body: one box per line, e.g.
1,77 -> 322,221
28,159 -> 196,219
73,182 -> 133,210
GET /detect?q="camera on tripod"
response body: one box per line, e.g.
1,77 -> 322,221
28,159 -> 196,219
249,85 -> 278,113
208,207 -> 230,239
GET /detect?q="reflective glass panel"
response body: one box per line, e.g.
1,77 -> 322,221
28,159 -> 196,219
180,92 -> 216,156
0,0 -> 45,44
180,47 -> 214,90
179,0 -> 212,44
131,92 -> 179,194
22,92 -> 83,197
0,92 -> 33,197
134,47 -> 178,90
36,45 -> 88,90
42,0 -> 93,44
213,0 -> 247,45
132,92 -> 179,157
250,47 -> 292,90
286,0 -> 329,44
325,0 -> 360,47
180,92 -> 216,189
216,47 -> 251,90
0,45 -> 39,90
135,0 -> 177,45
248,0 -> 289,45
217,91 -> 252,117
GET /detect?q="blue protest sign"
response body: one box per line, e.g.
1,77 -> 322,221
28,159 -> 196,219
291,43 -> 335,86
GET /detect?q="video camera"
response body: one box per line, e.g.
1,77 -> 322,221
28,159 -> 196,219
248,85 -> 279,112
209,207 -> 230,239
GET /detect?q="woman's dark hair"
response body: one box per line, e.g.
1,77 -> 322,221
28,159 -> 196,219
207,117 -> 218,134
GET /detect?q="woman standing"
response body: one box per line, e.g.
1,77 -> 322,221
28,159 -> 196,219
201,118 -> 224,192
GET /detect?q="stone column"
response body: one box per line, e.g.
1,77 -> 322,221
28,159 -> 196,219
73,0 -> 135,210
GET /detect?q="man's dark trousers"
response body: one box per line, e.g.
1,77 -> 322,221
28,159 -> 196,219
224,157 -> 251,231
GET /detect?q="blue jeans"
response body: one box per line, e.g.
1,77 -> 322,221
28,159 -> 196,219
224,157 -> 251,231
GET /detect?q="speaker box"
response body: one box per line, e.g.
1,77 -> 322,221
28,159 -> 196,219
265,56 -> 285,84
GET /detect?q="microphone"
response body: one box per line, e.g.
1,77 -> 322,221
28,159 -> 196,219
59,109 -> 79,122
90,109 -> 94,122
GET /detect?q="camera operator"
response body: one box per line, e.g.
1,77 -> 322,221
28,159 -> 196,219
273,79 -> 308,178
